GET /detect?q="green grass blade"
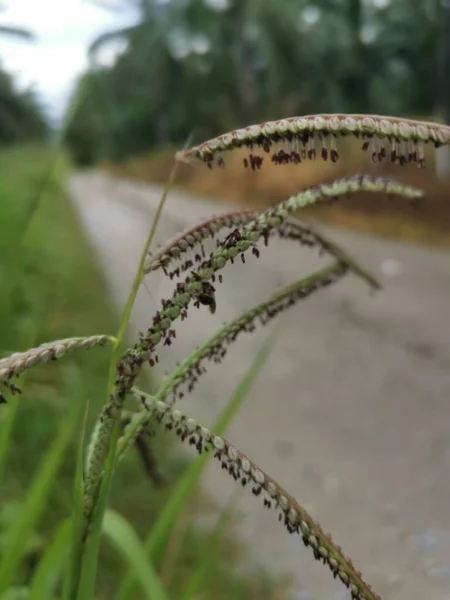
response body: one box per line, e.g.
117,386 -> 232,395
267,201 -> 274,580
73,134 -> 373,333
77,163 -> 179,599
146,336 -> 275,556
0,323 -> 40,485
0,73 -> 97,489
181,494 -> 238,600
114,335 -> 276,600
0,587 -> 30,600
112,163 -> 178,357
0,397 -> 20,484
28,518 -> 71,600
62,402 -> 90,600
0,369 -> 82,594
103,509 -> 169,600
76,418 -> 120,600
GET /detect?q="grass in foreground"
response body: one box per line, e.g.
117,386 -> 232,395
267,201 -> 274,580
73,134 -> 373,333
0,145 -> 285,599
2,113 -> 443,600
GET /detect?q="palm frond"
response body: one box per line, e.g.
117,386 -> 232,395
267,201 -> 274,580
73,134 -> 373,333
0,25 -> 36,42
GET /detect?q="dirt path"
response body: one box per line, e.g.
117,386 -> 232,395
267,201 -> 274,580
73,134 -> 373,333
69,172 -> 450,600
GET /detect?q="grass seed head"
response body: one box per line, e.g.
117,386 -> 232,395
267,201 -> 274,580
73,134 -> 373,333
176,113 -> 450,170
0,335 -> 115,402
134,391 -> 381,600
156,263 -> 347,404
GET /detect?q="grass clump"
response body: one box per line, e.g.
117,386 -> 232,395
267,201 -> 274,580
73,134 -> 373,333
0,145 -> 285,599
1,112 -> 448,600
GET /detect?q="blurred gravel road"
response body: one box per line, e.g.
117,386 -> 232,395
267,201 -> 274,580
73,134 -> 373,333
69,172 -> 450,600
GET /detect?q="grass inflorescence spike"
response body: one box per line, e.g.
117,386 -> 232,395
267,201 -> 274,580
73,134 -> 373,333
144,209 -> 257,277
133,389 -> 382,600
111,176 -> 421,413
175,113 -> 450,170
0,335 -> 115,404
156,262 -> 347,404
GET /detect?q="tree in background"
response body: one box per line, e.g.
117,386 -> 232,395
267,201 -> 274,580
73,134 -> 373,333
64,0 -> 444,166
0,70 -> 48,143
0,4 -> 48,144
0,3 -> 35,43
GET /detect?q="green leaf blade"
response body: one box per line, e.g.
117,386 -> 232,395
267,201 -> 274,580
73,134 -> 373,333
103,509 -> 169,600
114,336 -> 276,600
0,390 -> 82,594
28,519 -> 71,600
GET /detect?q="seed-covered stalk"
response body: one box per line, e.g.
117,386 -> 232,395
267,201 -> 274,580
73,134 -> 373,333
102,177 -> 422,510
0,335 -> 115,403
156,262 -> 347,404
276,219 -> 381,290
144,209 -> 257,275
133,390 -> 381,600
115,263 -> 347,460
109,177 -> 420,437
119,175 -> 420,376
144,206 -> 380,291
176,113 -> 450,169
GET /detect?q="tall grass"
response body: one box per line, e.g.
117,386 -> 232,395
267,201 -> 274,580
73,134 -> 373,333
0,146 -> 280,599
1,112 -> 449,600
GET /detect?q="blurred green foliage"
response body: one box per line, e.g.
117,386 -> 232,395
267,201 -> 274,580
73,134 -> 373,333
0,144 -> 118,593
0,69 -> 48,143
0,18 -> 48,144
0,145 -> 284,599
64,0 -> 447,165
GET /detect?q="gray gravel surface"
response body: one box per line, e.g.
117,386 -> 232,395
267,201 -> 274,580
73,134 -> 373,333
69,172 -> 450,600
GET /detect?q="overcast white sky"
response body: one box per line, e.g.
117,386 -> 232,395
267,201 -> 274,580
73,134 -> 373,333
0,0 -> 138,121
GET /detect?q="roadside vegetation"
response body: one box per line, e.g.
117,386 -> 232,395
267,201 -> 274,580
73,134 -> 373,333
0,145 -> 284,599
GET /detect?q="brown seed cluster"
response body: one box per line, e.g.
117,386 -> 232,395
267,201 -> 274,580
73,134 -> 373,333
134,393 -> 381,600
176,113 -> 450,170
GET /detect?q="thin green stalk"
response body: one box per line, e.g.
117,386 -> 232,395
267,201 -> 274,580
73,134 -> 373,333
103,510 -> 169,600
28,519 -> 72,600
0,371 -> 82,594
77,418 -> 122,600
111,163 -> 179,361
127,168 -> 177,362
75,162 -> 178,600
62,402 -> 90,600
153,262 -> 344,405
181,494 -> 238,600
0,64 -> 91,487
114,337 -> 276,600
